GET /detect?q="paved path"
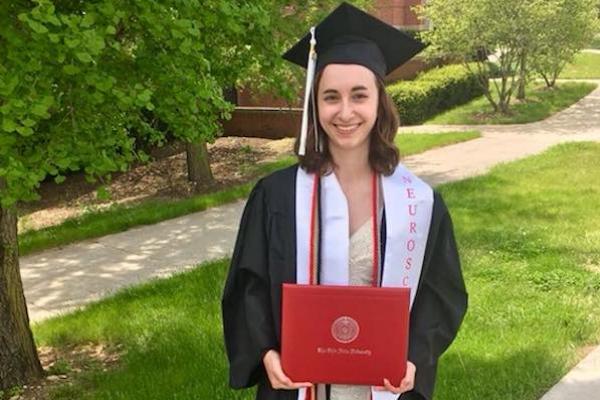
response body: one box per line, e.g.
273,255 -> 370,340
19,80 -> 600,399
540,347 -> 600,400
21,201 -> 243,321
398,79 -> 600,184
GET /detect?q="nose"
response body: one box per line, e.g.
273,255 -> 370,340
338,97 -> 355,121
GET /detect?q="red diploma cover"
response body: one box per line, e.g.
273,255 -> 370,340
281,283 -> 410,386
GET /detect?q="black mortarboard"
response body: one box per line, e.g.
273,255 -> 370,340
283,2 -> 425,79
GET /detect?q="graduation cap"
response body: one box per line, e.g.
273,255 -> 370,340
283,2 -> 425,155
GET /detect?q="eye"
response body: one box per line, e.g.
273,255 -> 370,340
322,94 -> 339,102
353,93 -> 368,100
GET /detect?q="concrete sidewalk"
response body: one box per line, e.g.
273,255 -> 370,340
20,81 -> 600,399
540,347 -> 600,400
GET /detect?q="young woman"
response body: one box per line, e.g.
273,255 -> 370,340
222,3 -> 467,400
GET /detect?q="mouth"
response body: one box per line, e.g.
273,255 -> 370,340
333,123 -> 361,134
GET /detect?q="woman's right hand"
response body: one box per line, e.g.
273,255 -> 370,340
262,349 -> 313,390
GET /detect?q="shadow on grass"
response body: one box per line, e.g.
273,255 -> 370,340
38,260 -> 255,400
61,329 -> 253,400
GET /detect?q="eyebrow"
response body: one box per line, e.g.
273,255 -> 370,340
322,85 -> 369,95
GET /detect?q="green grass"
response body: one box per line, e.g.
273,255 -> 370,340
34,258 -> 243,400
435,142 -> 600,398
19,133 -> 480,256
33,142 -> 600,400
396,131 -> 481,156
559,52 -> 600,79
426,82 -> 597,125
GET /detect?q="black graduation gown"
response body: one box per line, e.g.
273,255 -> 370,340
221,164 -> 468,400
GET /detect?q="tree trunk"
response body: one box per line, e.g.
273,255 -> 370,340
541,72 -> 553,88
550,68 -> 561,89
185,140 -> 214,186
467,61 -> 499,112
517,51 -> 526,100
0,179 -> 44,390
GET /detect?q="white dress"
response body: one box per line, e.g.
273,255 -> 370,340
330,218 -> 375,400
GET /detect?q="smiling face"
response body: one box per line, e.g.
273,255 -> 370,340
316,64 -> 379,158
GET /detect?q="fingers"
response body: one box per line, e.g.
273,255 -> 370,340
289,382 -> 314,389
398,375 -> 415,393
263,350 -> 313,390
401,361 -> 416,391
271,375 -> 312,389
380,378 -> 413,394
270,374 -> 312,389
383,378 -> 402,394
378,361 -> 417,394
265,353 -> 418,392
271,369 -> 312,389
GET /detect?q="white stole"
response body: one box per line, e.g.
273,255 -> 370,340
294,165 -> 433,400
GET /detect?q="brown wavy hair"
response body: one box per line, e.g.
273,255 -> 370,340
295,71 -> 400,176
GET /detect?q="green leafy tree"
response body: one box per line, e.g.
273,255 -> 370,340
513,1 -> 561,100
416,0 -> 596,112
0,0 -> 372,390
418,0 -> 520,113
530,0 -> 600,88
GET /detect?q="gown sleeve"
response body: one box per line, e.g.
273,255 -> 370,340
402,192 -> 468,400
222,179 -> 278,389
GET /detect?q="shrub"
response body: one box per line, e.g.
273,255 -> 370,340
387,64 -> 484,125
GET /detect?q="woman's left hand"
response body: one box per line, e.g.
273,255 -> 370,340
373,361 -> 416,394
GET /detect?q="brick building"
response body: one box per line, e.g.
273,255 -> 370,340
372,0 -> 426,30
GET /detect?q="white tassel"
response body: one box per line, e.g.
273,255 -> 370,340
311,73 -> 320,152
299,27 -> 317,156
